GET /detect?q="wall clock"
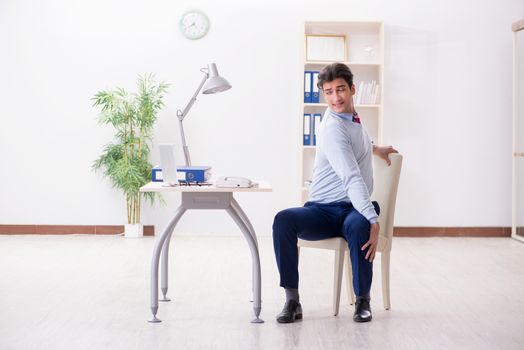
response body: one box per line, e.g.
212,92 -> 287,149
179,10 -> 210,40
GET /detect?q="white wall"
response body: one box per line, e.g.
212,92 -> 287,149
1,0 -> 522,235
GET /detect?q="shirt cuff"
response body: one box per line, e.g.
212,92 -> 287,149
362,206 -> 378,223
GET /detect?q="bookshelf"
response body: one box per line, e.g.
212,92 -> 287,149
301,21 -> 384,203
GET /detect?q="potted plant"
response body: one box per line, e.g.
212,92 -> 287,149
92,74 -> 169,237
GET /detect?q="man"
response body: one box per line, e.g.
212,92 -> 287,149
272,62 -> 398,323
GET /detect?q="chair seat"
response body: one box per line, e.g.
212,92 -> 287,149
298,236 -> 388,252
297,237 -> 346,250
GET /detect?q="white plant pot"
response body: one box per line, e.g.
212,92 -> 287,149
125,223 -> 143,238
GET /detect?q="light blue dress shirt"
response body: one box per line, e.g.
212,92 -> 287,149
308,108 -> 378,223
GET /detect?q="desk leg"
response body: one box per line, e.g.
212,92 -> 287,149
230,198 -> 258,246
230,198 -> 258,303
149,206 -> 186,323
226,204 -> 264,324
160,229 -> 175,302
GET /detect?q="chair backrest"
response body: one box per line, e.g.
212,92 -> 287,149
371,153 -> 403,252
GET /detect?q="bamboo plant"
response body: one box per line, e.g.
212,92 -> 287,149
92,74 -> 169,225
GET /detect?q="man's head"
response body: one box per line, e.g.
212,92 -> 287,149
317,63 -> 356,114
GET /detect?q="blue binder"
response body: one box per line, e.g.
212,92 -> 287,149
312,113 -> 321,145
312,71 -> 320,103
303,113 -> 312,146
304,71 -> 312,103
152,166 -> 162,182
151,165 -> 212,183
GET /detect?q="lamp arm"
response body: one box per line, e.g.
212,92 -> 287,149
176,71 -> 209,167
176,73 -> 209,122
179,119 -> 191,166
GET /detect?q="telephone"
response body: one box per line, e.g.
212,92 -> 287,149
215,176 -> 255,188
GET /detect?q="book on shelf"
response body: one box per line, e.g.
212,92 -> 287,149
303,113 -> 312,146
312,113 -> 321,145
311,71 -> 320,103
304,70 -> 320,104
304,71 -> 312,103
355,80 -> 380,105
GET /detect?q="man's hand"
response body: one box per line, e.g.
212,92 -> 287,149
362,222 -> 380,262
373,145 -> 398,166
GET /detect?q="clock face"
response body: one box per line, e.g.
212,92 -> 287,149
179,10 -> 210,40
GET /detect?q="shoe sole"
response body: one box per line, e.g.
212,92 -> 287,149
353,316 -> 372,323
277,313 -> 303,323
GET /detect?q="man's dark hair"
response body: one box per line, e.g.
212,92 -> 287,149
317,63 -> 353,90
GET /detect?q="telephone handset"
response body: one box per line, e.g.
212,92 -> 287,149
215,176 -> 255,188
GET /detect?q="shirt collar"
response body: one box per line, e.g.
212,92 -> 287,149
327,108 -> 355,121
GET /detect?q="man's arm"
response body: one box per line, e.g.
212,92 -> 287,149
373,145 -> 398,166
321,124 -> 378,223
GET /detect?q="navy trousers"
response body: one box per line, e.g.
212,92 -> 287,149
272,201 -> 380,297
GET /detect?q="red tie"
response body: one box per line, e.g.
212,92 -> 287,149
352,112 -> 361,124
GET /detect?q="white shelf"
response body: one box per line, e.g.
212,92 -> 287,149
304,103 -> 328,107
304,103 -> 380,108
305,21 -> 383,32
356,104 -> 381,108
305,61 -> 381,67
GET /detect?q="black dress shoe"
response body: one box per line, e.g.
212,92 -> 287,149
353,295 -> 372,323
276,300 -> 303,323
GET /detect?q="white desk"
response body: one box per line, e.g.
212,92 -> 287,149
140,181 -> 272,323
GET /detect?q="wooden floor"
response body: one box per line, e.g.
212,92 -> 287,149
0,234 -> 523,350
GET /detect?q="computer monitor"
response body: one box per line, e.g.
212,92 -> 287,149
159,144 -> 179,186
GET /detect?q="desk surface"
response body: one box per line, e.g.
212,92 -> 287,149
140,181 -> 272,193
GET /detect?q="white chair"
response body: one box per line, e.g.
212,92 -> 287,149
297,153 -> 403,316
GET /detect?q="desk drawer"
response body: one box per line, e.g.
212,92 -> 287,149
181,192 -> 232,209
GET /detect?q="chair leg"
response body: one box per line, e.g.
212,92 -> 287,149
381,251 -> 391,310
333,248 -> 344,316
344,250 -> 355,305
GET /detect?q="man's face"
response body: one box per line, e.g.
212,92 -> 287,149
322,78 -> 355,114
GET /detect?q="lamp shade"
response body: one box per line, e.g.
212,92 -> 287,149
202,63 -> 232,94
